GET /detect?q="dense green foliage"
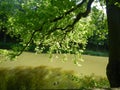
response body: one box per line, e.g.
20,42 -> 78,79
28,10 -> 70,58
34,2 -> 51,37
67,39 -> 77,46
0,0 -> 108,67
0,66 -> 109,90
0,0 -> 108,56
1,0 -> 87,54
87,5 -> 108,51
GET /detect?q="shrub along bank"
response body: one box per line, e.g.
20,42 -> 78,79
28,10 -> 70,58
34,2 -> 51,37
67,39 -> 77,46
0,66 -> 109,90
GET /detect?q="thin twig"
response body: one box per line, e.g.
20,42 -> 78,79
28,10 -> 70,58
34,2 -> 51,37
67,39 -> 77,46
16,23 -> 45,56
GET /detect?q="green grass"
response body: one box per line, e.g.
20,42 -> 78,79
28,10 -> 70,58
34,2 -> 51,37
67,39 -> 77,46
83,50 -> 108,57
0,66 -> 109,90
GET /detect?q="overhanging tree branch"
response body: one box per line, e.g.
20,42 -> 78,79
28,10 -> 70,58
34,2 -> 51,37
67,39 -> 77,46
47,0 -> 94,35
50,0 -> 86,22
16,30 -> 37,56
16,22 -> 45,56
73,0 -> 94,25
15,0 -> 94,56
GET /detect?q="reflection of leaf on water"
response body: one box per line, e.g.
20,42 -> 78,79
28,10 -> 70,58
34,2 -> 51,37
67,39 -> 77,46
49,53 -> 53,62
74,60 -> 82,67
79,58 -> 84,62
62,54 -> 67,62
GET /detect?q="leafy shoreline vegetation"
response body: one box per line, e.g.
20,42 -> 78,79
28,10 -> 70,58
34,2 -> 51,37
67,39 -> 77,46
0,66 -> 109,90
0,42 -> 108,57
83,49 -> 108,57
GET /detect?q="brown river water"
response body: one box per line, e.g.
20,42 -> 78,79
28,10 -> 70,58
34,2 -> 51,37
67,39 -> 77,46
0,52 -> 108,77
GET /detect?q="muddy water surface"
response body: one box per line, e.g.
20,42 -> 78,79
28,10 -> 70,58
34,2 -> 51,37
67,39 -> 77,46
0,52 -> 108,77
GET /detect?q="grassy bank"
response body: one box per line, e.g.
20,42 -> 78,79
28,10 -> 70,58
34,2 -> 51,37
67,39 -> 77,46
0,66 -> 109,90
83,50 -> 108,57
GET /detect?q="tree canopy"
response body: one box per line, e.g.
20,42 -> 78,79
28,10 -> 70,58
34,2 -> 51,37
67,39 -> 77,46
0,0 -> 94,56
0,0 -> 108,61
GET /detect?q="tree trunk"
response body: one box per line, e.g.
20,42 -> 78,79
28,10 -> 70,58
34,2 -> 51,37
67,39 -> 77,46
106,0 -> 120,87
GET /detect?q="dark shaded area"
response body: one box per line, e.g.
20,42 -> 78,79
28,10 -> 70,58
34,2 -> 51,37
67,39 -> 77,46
0,28 -> 20,50
106,0 -> 120,87
86,40 -> 109,52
